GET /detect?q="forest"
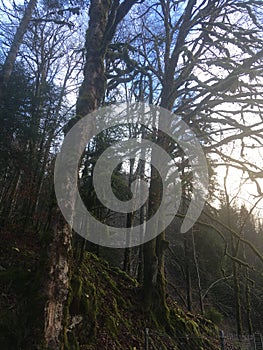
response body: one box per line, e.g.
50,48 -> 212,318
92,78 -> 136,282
0,0 -> 263,349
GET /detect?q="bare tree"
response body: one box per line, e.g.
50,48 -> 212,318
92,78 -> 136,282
0,0 -> 38,103
104,0 -> 263,325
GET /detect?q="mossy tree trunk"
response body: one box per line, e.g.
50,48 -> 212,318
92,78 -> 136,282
143,160 -> 169,327
142,0 -> 198,328
44,0 -> 139,348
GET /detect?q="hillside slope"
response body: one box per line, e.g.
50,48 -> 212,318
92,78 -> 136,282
0,228 -> 221,349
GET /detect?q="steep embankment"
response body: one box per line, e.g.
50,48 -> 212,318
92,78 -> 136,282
0,228 -> 220,349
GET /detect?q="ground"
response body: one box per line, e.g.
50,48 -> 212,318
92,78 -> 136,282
0,225 -> 225,349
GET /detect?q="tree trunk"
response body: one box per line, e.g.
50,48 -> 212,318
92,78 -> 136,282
123,212 -> 133,273
191,228 -> 204,314
0,0 -> 38,103
143,164 -> 170,326
0,167 -> 21,223
44,210 -> 72,349
124,156 -> 135,273
184,232 -> 192,313
232,257 -> 242,338
245,272 -> 253,335
44,0 -> 138,348
141,1 -> 198,322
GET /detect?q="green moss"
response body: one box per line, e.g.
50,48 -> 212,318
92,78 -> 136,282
111,266 -> 138,285
169,307 -> 221,350
112,297 -> 121,318
101,270 -> 118,289
65,332 -> 80,350
106,315 -> 120,338
64,266 -> 99,349
4,248 -> 219,350
82,280 -> 97,338
69,274 -> 83,314
205,307 -> 223,325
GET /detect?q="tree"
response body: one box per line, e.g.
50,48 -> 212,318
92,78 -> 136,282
44,0 -> 141,348
0,0 -> 38,103
102,0 -> 263,327
0,6 -> 80,230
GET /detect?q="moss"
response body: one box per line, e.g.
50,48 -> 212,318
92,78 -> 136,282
169,307 -> 221,350
81,280 -> 97,339
205,306 -> 223,325
64,251 -> 220,350
101,270 -> 118,290
111,266 -> 139,285
5,248 -> 219,350
106,315 -> 120,338
64,267 -> 98,349
69,274 -> 83,314
87,252 -> 100,263
111,297 -> 120,318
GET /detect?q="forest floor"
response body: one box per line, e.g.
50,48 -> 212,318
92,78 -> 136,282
0,225 -> 241,350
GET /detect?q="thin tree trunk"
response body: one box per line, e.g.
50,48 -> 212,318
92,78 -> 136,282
0,167 -> 21,223
123,155 -> 135,273
137,159 -> 147,283
44,210 -> 72,350
232,254 -> 242,339
243,240 -> 253,335
0,0 -> 38,103
245,271 -> 253,335
123,212 -> 132,273
191,227 -> 204,314
184,232 -> 192,313
224,166 -> 242,338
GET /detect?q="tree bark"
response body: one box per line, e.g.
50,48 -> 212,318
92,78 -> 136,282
44,210 -> 72,350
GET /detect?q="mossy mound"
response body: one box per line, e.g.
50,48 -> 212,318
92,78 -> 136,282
0,227 -> 221,350
65,253 -> 221,350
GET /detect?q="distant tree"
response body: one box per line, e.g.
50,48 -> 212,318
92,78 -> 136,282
0,0 -> 38,103
0,63 -> 33,221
